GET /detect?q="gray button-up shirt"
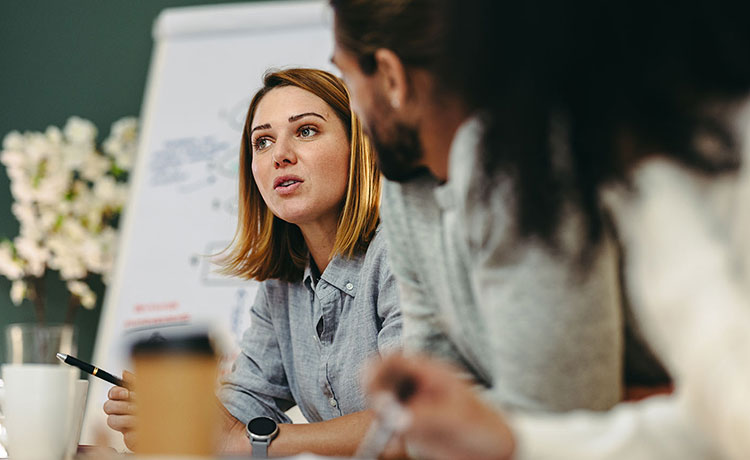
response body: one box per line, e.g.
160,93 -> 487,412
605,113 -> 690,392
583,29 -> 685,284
219,228 -> 402,424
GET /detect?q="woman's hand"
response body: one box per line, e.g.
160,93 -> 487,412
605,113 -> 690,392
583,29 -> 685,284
365,354 -> 515,460
102,370 -> 137,451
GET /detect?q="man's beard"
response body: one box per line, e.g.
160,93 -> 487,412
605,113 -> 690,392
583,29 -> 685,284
369,122 -> 428,182
364,97 -> 428,182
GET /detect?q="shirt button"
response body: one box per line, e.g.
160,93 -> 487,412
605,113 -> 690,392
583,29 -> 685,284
345,282 -> 354,291
329,398 -> 338,407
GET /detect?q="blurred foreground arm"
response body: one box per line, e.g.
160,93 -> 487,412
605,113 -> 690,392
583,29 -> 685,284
365,354 -> 515,460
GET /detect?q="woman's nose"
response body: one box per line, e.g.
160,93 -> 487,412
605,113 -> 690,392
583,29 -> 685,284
272,139 -> 297,168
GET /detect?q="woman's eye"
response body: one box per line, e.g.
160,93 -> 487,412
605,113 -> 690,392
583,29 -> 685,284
298,126 -> 318,138
253,137 -> 271,151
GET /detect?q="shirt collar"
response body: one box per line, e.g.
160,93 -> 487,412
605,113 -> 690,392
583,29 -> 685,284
302,249 -> 363,298
303,260 -> 319,290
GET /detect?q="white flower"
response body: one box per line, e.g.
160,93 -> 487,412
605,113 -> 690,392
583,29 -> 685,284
23,132 -> 51,162
14,236 -> 48,277
42,151 -> 68,178
93,176 -> 119,206
61,142 -> 91,171
15,203 -> 46,242
2,130 -> 24,151
110,117 -> 138,142
103,117 -> 138,171
81,290 -> 96,309
37,206 -> 59,232
0,148 -> 26,170
63,116 -> 97,145
5,164 -> 30,185
82,227 -> 117,275
61,218 -> 88,242
1,115 -> 136,312
0,241 -> 24,280
81,238 -> 112,274
9,178 -> 34,204
80,239 -> 103,272
34,172 -> 71,206
19,223 -> 45,243
115,182 -> 130,208
46,233 -> 87,280
11,202 -> 36,228
84,207 -> 103,231
50,198 -> 71,216
49,251 -> 87,280
81,151 -> 111,182
66,280 -> 96,309
69,180 -> 93,216
10,280 -> 27,306
45,126 -> 63,146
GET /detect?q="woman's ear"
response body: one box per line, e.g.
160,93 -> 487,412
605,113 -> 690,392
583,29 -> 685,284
373,48 -> 409,111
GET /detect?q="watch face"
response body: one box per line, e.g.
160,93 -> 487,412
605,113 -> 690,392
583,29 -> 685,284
249,417 -> 277,436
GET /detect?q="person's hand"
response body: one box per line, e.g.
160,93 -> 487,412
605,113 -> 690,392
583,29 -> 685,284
103,370 -> 137,451
365,354 -> 515,460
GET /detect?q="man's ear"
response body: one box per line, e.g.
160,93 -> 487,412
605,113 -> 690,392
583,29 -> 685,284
373,48 -> 409,111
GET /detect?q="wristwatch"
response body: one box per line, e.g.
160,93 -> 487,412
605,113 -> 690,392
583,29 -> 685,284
246,416 -> 279,457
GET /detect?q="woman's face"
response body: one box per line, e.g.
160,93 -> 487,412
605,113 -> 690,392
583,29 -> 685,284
250,86 -> 350,230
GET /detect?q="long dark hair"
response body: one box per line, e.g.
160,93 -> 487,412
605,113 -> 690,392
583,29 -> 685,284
441,1 -> 750,248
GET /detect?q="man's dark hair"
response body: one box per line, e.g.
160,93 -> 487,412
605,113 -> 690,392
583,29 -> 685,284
442,1 -> 750,248
329,0 -> 446,76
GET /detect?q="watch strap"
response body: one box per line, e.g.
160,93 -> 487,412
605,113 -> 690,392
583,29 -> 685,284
251,438 -> 269,458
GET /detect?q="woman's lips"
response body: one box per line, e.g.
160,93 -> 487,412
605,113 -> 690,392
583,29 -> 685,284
274,175 -> 303,188
275,180 -> 302,195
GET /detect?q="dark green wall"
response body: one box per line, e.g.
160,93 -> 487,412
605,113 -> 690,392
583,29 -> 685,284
0,0 -> 264,364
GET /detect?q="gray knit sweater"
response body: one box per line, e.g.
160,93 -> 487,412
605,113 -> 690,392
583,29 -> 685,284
380,117 -> 623,412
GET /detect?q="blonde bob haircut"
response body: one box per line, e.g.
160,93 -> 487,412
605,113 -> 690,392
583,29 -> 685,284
220,68 -> 381,282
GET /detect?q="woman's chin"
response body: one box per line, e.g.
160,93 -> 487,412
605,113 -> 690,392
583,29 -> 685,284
272,208 -> 313,226
269,201 -> 341,229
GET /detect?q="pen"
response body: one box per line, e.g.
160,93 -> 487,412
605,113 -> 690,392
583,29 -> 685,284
56,352 -> 130,389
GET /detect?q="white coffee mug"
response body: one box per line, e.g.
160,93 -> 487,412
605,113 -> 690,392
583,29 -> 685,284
0,378 -> 6,458
0,364 -> 77,460
66,379 -> 89,458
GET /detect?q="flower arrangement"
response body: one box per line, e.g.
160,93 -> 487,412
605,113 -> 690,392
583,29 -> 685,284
0,116 -> 137,322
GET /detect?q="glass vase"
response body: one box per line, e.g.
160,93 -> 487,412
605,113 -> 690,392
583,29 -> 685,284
4,323 -> 77,364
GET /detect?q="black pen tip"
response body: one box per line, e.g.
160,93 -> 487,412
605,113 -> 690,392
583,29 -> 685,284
56,352 -> 67,361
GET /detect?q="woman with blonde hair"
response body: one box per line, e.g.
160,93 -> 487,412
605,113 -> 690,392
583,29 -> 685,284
104,68 -> 402,457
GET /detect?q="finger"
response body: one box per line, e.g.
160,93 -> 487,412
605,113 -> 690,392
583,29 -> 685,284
108,385 -> 131,401
106,414 -> 137,432
123,431 -> 138,452
122,370 -> 136,383
103,399 -> 137,416
382,432 -> 408,459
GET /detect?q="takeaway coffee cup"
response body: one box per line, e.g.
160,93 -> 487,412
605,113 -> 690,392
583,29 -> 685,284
131,330 -> 220,456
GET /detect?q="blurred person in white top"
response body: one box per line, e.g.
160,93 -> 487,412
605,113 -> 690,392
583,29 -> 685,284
331,0 -> 750,459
